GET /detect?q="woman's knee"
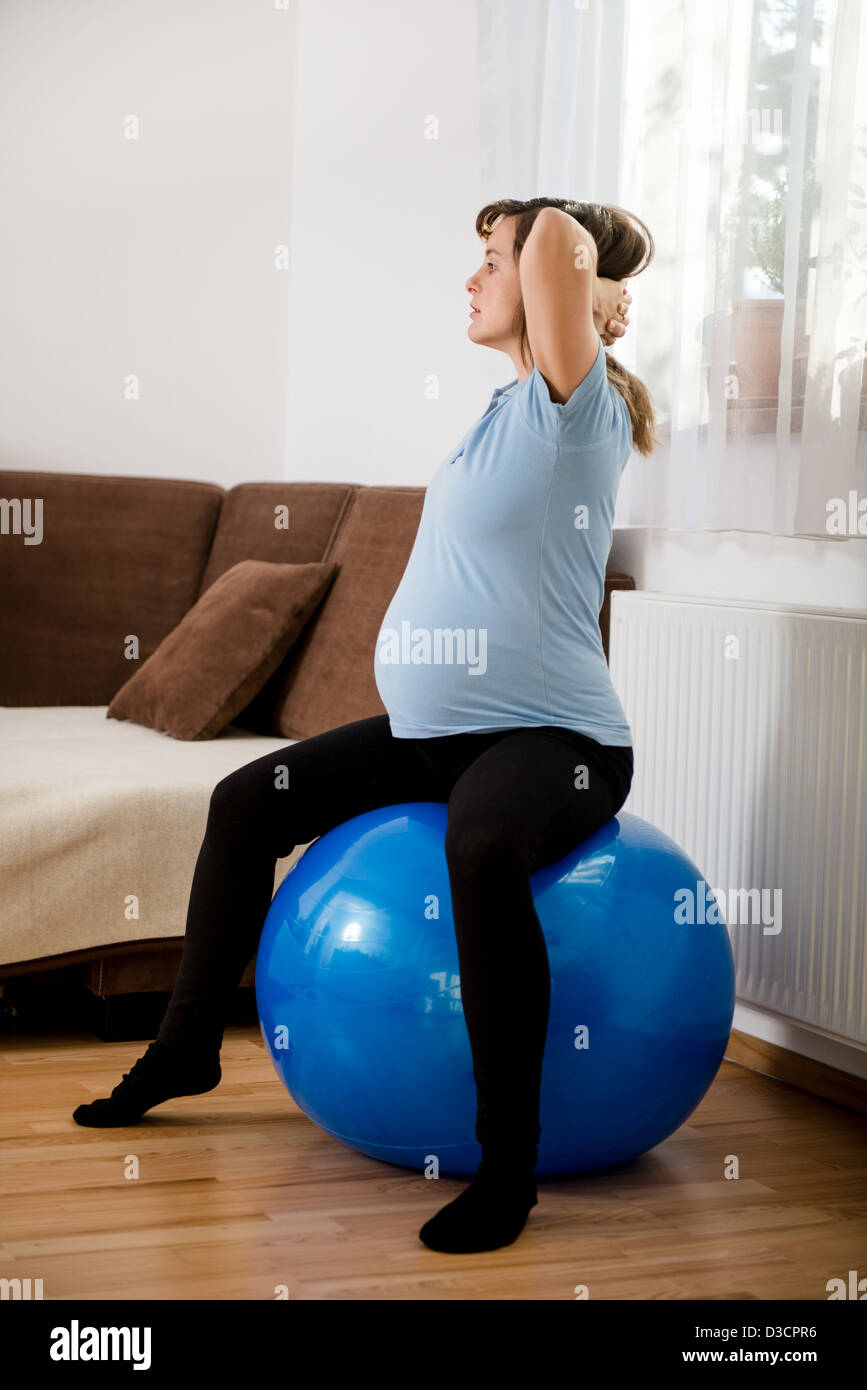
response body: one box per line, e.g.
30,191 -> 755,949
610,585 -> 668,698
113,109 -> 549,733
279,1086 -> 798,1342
207,760 -> 275,837
444,812 -> 519,877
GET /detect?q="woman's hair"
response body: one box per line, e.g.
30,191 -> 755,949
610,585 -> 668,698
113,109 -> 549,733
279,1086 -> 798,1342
475,197 -> 661,456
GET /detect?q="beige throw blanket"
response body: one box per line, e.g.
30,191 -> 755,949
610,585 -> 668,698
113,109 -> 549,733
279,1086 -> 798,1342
0,706 -> 311,968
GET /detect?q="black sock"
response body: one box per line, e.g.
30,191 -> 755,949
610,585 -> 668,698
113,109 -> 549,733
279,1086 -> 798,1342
72,1038 -> 221,1128
418,1159 -> 538,1254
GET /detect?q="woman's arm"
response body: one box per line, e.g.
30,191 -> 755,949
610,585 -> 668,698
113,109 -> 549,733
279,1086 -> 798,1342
518,206 -> 628,404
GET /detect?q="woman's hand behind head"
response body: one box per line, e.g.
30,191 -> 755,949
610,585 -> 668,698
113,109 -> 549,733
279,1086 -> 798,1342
594,277 -> 631,345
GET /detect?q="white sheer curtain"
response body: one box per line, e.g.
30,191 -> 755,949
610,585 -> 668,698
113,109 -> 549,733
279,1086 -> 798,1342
475,0 -> 867,539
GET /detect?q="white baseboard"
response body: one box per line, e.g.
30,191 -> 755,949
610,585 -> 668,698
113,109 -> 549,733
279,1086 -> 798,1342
732,1001 -> 867,1081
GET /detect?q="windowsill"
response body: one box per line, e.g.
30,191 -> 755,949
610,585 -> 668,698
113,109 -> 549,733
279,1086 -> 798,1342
651,392 -> 867,440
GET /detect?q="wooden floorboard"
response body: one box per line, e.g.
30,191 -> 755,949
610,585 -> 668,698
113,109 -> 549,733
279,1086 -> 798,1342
1,1026 -> 864,1300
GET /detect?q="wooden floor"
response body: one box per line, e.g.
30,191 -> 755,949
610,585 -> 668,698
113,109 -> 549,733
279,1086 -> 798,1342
1,1026 -> 865,1300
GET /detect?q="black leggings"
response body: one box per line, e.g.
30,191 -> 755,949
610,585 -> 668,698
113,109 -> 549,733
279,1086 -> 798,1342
156,715 -> 634,1160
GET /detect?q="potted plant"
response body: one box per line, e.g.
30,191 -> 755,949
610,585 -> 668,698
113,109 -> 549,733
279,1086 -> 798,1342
732,159 -> 818,405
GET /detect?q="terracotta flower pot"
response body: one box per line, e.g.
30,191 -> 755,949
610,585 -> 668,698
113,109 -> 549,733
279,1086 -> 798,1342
731,298 -> 809,403
731,298 -> 783,399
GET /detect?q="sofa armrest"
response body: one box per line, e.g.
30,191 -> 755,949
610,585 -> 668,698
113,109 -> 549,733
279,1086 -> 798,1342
600,573 -> 635,661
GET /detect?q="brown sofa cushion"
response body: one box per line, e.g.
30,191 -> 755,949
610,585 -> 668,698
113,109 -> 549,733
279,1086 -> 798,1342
200,480 -> 358,734
198,481 -> 355,592
0,471 -> 224,706
266,488 -> 426,740
106,559 -> 338,740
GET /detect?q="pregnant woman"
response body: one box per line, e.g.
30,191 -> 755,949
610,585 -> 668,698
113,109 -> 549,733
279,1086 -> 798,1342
73,197 -> 659,1255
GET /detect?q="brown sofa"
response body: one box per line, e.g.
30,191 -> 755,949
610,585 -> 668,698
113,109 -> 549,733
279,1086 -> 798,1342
0,468 -> 635,1035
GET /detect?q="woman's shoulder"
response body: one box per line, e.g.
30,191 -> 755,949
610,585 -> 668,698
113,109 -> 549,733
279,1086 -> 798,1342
515,341 -> 626,450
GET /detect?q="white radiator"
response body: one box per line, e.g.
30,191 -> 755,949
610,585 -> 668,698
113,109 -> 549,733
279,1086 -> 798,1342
607,592 -> 867,1049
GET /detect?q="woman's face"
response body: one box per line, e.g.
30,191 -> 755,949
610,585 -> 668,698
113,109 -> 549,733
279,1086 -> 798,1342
466,215 -> 522,355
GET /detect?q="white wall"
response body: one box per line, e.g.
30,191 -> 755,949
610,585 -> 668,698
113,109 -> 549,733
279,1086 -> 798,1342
286,0 -> 493,485
0,0 -> 493,491
1,0 -> 862,625
610,528 -> 866,612
0,0 -> 298,488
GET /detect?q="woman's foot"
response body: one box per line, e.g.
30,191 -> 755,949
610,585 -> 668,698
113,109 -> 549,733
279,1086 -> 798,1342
418,1159 -> 538,1254
72,1039 -> 221,1127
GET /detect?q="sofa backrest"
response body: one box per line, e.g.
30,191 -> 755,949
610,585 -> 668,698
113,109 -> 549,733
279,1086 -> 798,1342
0,471 -> 223,705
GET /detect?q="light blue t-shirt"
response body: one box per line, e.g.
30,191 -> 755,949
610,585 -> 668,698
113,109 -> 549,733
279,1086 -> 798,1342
374,336 -> 634,746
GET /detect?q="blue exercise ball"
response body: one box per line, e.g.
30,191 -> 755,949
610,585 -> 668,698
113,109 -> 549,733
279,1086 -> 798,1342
256,803 -> 735,1178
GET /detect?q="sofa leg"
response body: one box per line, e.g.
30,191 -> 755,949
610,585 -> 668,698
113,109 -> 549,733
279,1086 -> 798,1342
0,975 -> 260,1044
80,988 -> 173,1043
81,985 -> 261,1043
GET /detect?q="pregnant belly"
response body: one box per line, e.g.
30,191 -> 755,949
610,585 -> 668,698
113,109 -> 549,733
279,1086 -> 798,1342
374,620 -> 544,732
